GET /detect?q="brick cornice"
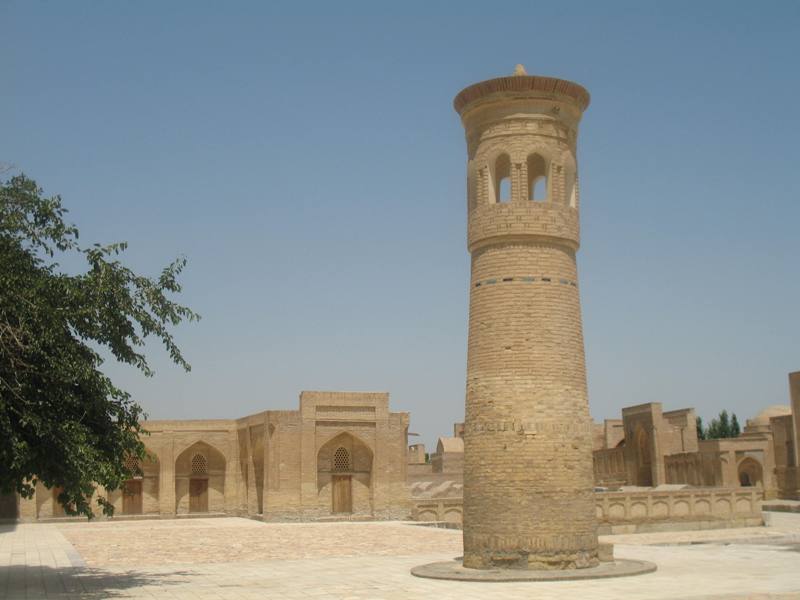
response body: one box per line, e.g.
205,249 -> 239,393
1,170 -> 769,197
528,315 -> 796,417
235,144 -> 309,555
454,75 -> 590,115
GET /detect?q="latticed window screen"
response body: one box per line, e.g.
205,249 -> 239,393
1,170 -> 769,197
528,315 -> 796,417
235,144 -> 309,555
332,447 -> 351,472
124,455 -> 141,476
191,453 -> 208,475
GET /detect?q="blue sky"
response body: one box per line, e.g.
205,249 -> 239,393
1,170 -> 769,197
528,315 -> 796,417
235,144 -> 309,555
3,1 -> 799,448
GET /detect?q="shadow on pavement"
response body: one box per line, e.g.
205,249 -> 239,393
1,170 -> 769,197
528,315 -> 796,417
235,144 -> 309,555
0,564 -> 194,598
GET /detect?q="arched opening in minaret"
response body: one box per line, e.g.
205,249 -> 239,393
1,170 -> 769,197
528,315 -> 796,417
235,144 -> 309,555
493,154 -> 511,203
527,154 -> 547,201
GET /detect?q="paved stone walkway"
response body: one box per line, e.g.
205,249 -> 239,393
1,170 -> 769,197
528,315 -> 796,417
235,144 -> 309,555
0,523 -> 84,598
1,516 -> 799,599
56,519 -> 462,567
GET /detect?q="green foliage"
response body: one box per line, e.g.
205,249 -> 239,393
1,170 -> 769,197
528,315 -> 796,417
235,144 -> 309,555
696,416 -> 706,440
0,174 -> 199,518
701,409 -> 741,440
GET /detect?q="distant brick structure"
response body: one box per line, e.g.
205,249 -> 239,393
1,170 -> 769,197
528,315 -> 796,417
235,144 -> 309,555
591,386 -> 800,501
616,403 -> 699,488
454,66 -> 598,570
431,437 -> 464,474
407,444 -> 427,465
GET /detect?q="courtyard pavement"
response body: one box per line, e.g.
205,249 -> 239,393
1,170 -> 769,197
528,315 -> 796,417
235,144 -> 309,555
0,514 -> 798,599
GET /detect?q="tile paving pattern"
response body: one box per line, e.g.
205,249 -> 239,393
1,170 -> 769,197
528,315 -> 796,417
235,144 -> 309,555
1,516 -> 799,599
57,519 -> 462,567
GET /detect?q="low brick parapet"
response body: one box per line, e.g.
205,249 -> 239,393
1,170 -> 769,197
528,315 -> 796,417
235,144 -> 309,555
411,488 -> 764,533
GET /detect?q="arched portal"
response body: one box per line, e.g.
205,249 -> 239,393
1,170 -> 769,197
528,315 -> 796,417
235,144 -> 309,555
175,442 -> 226,514
317,433 -> 373,516
737,457 -> 763,488
115,449 -> 160,515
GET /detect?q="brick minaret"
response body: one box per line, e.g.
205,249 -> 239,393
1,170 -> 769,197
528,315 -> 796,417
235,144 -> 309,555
454,65 -> 598,570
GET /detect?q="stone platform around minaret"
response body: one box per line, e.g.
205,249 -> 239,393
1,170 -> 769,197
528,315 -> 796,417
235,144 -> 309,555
411,557 -> 657,582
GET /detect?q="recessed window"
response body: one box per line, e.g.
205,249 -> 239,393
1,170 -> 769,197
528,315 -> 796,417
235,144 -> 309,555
499,178 -> 511,202
527,154 -> 548,201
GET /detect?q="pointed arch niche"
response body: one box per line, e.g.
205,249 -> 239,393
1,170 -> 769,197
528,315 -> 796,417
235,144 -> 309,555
108,448 -> 160,515
737,457 -> 763,488
175,441 -> 226,514
316,432 -> 373,516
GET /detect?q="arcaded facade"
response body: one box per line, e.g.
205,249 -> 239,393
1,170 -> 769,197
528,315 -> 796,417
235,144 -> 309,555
455,67 -> 598,570
7,391 -> 410,522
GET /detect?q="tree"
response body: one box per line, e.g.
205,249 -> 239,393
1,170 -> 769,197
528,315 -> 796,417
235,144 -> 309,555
0,174 -> 199,517
718,410 -> 731,437
701,409 -> 741,440
731,413 -> 741,437
696,416 -> 705,440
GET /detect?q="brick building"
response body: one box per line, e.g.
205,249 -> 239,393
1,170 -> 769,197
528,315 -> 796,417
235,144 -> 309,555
4,391 -> 410,521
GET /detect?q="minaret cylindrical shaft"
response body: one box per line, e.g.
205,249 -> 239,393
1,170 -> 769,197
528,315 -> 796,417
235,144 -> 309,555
455,69 -> 598,570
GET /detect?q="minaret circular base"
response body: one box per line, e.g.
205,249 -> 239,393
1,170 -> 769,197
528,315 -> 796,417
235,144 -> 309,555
411,558 -> 656,582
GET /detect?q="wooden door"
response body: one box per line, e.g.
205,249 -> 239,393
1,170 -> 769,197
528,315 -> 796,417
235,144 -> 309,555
332,475 -> 352,514
122,480 -> 143,515
189,478 -> 208,513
